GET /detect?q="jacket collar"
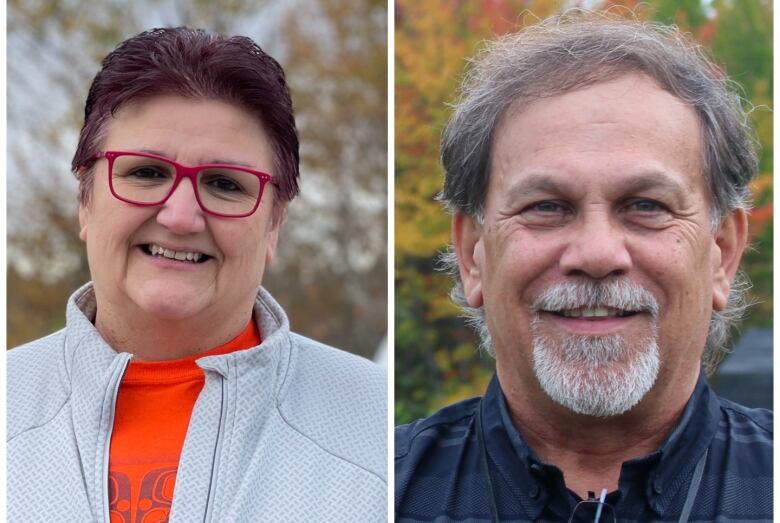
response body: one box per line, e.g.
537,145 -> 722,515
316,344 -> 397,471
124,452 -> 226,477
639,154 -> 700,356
62,282 -> 296,517
64,282 -> 291,371
63,282 -> 295,439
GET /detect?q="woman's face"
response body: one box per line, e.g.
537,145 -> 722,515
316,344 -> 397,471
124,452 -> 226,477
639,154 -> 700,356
79,95 -> 281,324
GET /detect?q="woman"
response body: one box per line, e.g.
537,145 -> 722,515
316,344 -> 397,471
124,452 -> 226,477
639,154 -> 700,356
8,27 -> 386,522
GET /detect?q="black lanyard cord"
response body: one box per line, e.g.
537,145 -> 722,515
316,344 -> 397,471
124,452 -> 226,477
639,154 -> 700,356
476,400 -> 501,523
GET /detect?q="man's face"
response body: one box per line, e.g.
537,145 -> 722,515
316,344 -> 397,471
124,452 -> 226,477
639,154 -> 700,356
455,74 -> 746,416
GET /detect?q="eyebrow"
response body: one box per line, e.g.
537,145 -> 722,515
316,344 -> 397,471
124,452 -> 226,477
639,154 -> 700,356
136,148 -> 255,168
504,174 -> 567,201
504,170 -> 690,203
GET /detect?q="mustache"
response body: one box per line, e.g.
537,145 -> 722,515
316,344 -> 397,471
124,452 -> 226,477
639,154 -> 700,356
531,280 -> 659,318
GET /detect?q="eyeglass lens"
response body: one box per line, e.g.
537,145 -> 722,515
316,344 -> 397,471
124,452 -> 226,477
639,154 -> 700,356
110,154 -> 263,216
568,500 -> 616,523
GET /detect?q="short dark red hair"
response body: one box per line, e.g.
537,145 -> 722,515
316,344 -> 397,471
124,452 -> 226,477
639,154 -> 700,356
72,27 -> 299,212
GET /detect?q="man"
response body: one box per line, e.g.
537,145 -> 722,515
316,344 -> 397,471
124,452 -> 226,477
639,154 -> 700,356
395,14 -> 772,523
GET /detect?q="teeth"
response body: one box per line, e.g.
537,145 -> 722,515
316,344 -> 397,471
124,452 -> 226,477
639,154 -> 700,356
561,307 -> 624,318
147,243 -> 205,263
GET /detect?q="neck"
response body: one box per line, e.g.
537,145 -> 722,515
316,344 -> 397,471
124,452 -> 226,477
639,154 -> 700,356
94,299 -> 255,361
497,365 -> 697,499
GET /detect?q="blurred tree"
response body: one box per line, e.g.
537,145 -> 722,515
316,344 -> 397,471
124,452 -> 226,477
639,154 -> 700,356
7,0 -> 387,360
394,0 -> 773,424
266,0 -> 387,357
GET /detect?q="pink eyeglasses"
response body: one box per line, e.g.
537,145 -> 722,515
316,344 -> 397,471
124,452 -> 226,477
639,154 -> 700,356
95,150 -> 275,218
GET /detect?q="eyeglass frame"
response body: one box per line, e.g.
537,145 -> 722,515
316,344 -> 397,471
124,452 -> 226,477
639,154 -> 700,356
93,150 -> 276,218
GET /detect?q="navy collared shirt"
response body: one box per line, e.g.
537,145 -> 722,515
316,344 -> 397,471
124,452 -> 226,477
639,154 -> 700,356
396,373 -> 772,522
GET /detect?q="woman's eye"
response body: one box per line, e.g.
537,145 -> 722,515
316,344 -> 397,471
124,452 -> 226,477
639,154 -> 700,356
208,177 -> 242,192
127,166 -> 167,179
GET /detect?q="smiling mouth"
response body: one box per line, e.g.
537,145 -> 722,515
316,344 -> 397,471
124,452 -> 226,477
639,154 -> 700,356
546,307 -> 640,319
141,243 -> 210,264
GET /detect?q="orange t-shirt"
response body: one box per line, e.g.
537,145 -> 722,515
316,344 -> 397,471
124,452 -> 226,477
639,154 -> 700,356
108,322 -> 261,523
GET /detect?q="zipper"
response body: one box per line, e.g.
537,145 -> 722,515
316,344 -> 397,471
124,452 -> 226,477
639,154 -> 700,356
101,354 -> 132,523
203,373 -> 228,522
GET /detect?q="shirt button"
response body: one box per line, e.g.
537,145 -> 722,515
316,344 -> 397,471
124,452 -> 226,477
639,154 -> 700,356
653,480 -> 663,494
529,484 -> 540,498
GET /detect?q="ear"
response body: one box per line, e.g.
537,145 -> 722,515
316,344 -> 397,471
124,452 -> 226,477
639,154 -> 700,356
711,209 -> 748,311
264,227 -> 280,266
452,212 -> 485,308
78,204 -> 89,242
264,203 -> 286,266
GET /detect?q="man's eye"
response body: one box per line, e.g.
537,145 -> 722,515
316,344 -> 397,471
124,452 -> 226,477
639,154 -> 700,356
529,201 -> 566,213
627,200 -> 664,213
517,200 -> 573,226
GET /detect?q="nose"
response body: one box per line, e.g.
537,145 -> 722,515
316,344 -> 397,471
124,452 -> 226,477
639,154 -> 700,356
155,178 -> 207,234
558,211 -> 632,279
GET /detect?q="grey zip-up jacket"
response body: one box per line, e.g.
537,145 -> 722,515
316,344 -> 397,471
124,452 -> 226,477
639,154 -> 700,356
8,283 -> 387,522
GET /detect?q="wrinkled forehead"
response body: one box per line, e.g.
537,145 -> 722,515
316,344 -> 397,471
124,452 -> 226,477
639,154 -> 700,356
488,74 -> 708,203
495,74 -> 703,158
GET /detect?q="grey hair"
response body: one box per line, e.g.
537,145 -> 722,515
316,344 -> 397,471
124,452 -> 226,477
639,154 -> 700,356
438,12 -> 758,375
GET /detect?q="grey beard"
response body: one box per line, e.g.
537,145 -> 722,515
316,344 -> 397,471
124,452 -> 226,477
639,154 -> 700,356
532,331 -> 660,417
530,279 -> 661,417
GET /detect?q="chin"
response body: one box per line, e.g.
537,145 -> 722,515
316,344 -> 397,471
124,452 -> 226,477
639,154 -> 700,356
532,332 -> 660,417
129,283 -> 212,321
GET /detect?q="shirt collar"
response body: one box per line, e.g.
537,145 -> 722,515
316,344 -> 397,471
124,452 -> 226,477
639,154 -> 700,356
480,375 -> 552,520
643,372 -> 720,515
482,371 -> 720,520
